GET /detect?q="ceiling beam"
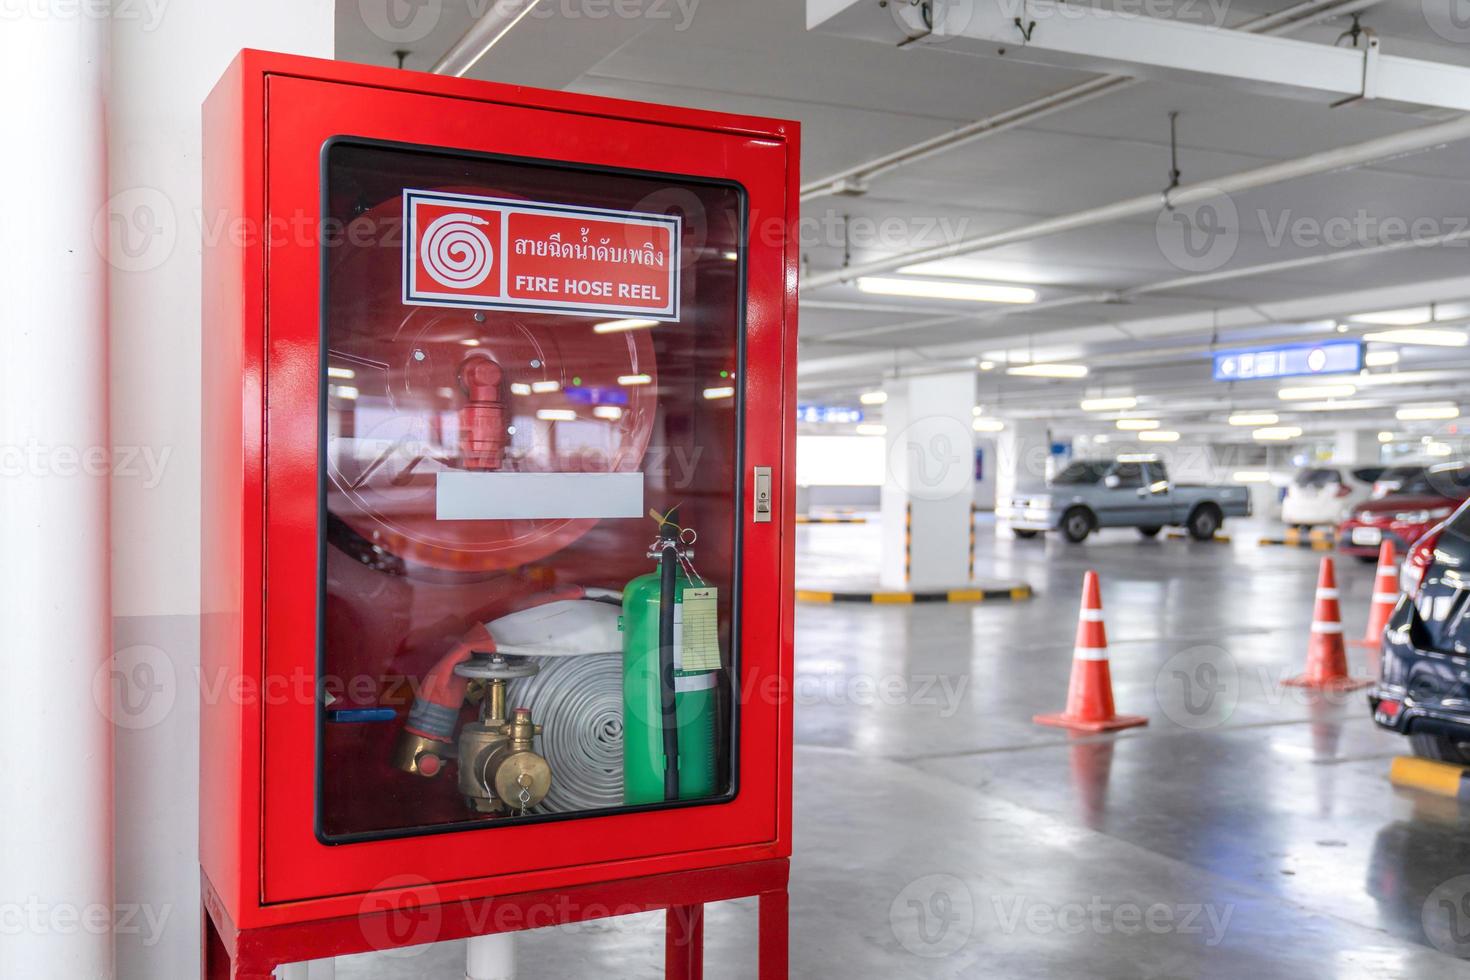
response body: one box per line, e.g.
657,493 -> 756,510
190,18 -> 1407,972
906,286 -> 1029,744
799,0 -> 1385,202
811,0 -> 1470,113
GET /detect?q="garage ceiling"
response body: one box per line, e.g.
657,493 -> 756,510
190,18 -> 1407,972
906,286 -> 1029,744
337,0 -> 1470,442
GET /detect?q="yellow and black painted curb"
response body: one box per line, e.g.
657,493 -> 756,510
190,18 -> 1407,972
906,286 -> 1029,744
795,515 -> 869,524
1389,756 -> 1470,800
796,585 -> 1034,604
1258,527 -> 1335,550
1164,531 -> 1233,543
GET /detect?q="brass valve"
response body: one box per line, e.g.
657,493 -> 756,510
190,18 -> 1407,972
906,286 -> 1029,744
456,675 -> 552,814
490,708 -> 552,812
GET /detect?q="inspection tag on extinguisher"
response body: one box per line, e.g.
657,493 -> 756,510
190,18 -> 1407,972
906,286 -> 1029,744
679,588 -> 721,673
402,188 -> 681,320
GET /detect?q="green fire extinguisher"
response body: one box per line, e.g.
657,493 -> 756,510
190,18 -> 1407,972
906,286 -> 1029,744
622,514 -> 719,805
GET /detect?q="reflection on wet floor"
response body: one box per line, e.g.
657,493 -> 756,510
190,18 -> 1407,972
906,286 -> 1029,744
341,517 -> 1470,978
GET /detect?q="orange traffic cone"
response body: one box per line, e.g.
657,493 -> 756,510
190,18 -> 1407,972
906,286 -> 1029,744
1351,541 -> 1399,648
1285,556 -> 1372,691
1035,571 -> 1148,732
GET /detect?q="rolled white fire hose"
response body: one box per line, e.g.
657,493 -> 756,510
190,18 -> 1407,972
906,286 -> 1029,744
505,651 -> 623,812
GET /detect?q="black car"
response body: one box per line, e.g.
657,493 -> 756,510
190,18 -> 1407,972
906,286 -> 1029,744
1370,498 -> 1470,761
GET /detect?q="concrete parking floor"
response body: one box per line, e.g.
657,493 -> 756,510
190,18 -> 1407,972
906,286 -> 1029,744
341,517 -> 1470,978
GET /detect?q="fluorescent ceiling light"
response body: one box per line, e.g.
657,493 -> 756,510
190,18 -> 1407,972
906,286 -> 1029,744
1361,328 -> 1468,347
971,406 -> 985,416
1396,403 -> 1460,421
536,409 -> 576,421
1138,430 -> 1180,442
593,406 -> 623,421
1007,363 -> 1089,379
972,418 -> 1004,432
1080,396 -> 1137,412
897,259 -> 1017,279
1290,401 -> 1368,412
509,383 -> 531,396
859,391 -> 888,405
618,374 -> 653,386
1116,418 -> 1160,431
327,366 -> 355,380
1351,306 -> 1433,326
1426,442 -> 1454,457
1254,426 -> 1303,441
1378,431 -> 1395,443
856,276 -> 1037,304
330,385 -> 358,400
978,360 -> 996,371
703,386 -> 734,400
1229,412 -> 1278,426
1364,350 -> 1401,367
530,380 -> 560,393
1278,384 -> 1356,400
593,318 -> 659,334
1233,471 -> 1272,483
855,423 -> 887,436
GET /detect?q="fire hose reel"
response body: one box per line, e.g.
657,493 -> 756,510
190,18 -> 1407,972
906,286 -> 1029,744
200,54 -> 795,927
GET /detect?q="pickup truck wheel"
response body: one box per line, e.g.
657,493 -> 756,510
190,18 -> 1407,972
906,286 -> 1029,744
1410,732 -> 1470,765
1013,529 -> 1040,539
1138,526 -> 1163,538
1061,508 -> 1094,544
1186,505 -> 1222,541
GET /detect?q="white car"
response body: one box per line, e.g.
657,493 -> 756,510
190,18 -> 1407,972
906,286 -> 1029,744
1280,465 -> 1385,529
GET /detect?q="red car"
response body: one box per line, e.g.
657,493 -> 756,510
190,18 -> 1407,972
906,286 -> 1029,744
1338,462 -> 1470,562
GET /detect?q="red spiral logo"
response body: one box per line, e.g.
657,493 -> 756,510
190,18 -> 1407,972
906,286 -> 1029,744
421,212 -> 493,289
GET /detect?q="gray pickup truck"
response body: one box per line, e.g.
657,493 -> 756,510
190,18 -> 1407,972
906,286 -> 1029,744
998,455 -> 1252,543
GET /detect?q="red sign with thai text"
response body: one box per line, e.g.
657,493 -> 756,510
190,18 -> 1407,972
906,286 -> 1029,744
403,189 -> 680,320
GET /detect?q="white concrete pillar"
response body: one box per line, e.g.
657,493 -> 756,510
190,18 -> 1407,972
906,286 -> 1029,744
466,934 -> 516,980
879,373 -> 976,589
0,8 -> 113,980
996,420 -> 1052,514
1332,427 -> 1380,466
105,4 -> 333,979
277,960 -> 337,980
972,437 -> 998,510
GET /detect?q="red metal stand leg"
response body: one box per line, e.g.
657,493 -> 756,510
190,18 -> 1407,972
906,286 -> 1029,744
203,900 -> 228,980
757,887 -> 788,980
202,899 -> 275,980
665,904 -> 704,980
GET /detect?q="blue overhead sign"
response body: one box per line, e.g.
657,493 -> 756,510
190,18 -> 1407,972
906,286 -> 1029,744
1213,340 -> 1363,382
798,404 -> 863,424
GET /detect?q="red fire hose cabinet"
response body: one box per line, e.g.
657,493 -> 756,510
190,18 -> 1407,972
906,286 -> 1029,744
201,51 -> 797,976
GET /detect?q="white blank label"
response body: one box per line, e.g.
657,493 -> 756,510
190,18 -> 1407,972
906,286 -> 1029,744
436,472 -> 645,521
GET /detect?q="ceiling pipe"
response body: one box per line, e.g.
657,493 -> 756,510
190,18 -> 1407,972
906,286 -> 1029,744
804,111 -> 1470,291
1128,226 -> 1470,299
799,0 -> 1385,202
810,224 -> 1470,346
1241,0 -> 1385,33
431,0 -> 545,76
799,75 -> 1132,201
